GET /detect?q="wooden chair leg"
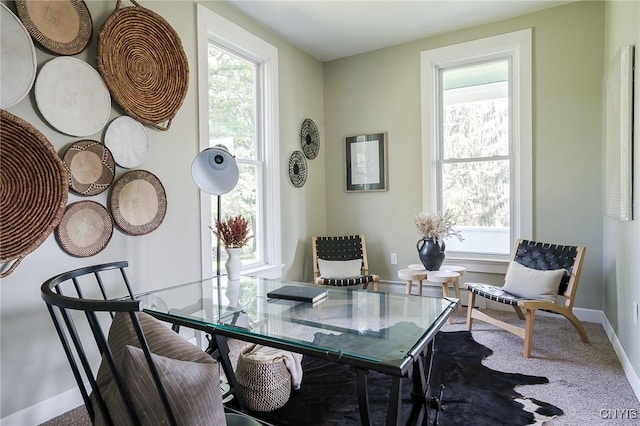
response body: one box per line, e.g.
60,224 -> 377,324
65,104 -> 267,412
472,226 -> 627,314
466,291 -> 476,330
523,309 -> 536,357
405,280 -> 412,295
564,311 -> 590,343
513,305 -> 525,320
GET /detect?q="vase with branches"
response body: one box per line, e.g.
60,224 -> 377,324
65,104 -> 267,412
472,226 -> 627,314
210,215 -> 253,280
414,211 -> 463,270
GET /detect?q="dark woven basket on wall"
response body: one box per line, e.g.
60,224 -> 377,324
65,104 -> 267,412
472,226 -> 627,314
97,0 -> 189,131
0,109 -> 68,277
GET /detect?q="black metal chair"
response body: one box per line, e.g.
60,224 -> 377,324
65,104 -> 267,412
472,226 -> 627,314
465,239 -> 589,357
41,261 -> 265,425
312,234 -> 379,291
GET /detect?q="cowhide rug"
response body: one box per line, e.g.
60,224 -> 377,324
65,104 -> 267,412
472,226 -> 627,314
249,330 -> 563,426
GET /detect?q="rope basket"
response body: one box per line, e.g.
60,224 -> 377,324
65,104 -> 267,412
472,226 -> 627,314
0,110 -> 68,277
97,0 -> 188,131
236,345 -> 292,412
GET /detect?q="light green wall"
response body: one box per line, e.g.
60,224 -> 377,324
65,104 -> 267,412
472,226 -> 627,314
4,0 -> 639,420
323,1 -> 605,311
0,0 -> 324,419
603,0 -> 640,389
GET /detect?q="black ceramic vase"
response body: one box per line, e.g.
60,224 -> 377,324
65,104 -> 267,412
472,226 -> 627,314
417,238 -> 445,271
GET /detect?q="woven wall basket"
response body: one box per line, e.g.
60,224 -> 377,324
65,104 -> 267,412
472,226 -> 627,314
97,0 -> 189,131
0,109 -> 69,278
15,0 -> 93,55
236,344 -> 292,412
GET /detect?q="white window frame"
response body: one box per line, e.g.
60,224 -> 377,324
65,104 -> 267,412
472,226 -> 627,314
420,29 -> 532,273
197,5 -> 282,278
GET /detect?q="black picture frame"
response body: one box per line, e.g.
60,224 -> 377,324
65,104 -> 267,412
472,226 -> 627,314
345,132 -> 388,192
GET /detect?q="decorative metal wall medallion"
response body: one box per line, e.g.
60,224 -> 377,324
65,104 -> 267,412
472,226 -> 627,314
288,151 -> 308,188
300,118 -> 319,159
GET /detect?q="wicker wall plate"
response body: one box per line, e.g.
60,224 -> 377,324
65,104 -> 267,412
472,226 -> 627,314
109,169 -> 167,236
0,3 -> 37,109
55,201 -> 113,257
97,0 -> 189,131
0,109 -> 68,278
15,0 -> 92,55
35,57 -> 112,137
63,140 -> 116,196
104,116 -> 149,168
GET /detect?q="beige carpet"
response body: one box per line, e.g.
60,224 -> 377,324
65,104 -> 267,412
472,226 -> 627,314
40,308 -> 639,425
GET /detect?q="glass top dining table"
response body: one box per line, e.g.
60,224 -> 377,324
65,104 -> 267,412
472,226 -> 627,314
138,275 -> 459,425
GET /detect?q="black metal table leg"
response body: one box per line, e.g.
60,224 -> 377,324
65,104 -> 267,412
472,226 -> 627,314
206,333 -> 246,412
407,339 -> 438,425
385,376 -> 402,426
356,368 -> 372,426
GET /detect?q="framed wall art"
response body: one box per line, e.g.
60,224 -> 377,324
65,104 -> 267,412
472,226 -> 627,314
345,132 -> 388,192
604,45 -> 634,221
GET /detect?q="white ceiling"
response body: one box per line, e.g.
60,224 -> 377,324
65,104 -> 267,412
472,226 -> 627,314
228,0 -> 573,62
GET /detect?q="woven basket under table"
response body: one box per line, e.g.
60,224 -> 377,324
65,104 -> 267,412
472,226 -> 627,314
236,344 -> 292,412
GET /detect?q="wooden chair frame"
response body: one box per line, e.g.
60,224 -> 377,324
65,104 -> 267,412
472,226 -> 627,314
312,234 -> 379,291
465,239 -> 589,357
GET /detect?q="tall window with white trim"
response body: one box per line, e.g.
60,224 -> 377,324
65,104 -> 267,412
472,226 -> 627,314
421,30 -> 532,263
207,44 -> 261,266
197,5 -> 281,277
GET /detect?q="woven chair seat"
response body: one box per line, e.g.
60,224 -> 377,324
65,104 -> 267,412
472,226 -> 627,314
465,283 -> 523,306
319,275 -> 375,287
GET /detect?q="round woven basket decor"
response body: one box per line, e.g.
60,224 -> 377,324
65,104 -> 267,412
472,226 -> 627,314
55,201 -> 113,257
109,169 -> 167,236
15,0 -> 92,55
0,109 -> 68,277
63,140 -> 116,196
97,0 -> 189,131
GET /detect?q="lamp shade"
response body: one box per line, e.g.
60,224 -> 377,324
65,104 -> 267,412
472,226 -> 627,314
191,145 -> 239,195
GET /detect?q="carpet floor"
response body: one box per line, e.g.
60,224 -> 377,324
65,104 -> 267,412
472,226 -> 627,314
40,308 -> 639,426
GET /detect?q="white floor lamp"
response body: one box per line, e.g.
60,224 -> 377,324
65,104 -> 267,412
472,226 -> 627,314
191,145 -> 239,276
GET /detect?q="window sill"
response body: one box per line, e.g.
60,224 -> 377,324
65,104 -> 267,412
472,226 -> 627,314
243,263 -> 284,279
443,255 -> 508,274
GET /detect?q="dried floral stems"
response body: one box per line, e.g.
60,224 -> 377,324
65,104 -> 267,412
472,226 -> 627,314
210,215 -> 253,248
414,210 -> 463,242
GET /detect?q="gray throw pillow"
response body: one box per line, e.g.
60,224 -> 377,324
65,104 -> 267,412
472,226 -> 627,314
93,312 -> 226,426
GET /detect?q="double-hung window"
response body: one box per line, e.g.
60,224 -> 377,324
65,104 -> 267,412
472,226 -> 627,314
420,30 -> 532,271
197,5 -> 281,278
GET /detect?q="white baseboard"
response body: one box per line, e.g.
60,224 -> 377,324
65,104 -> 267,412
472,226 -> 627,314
0,386 -> 83,426
601,313 -> 640,403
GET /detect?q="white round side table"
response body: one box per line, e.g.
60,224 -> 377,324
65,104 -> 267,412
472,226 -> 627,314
398,268 -> 428,296
404,264 -> 467,323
